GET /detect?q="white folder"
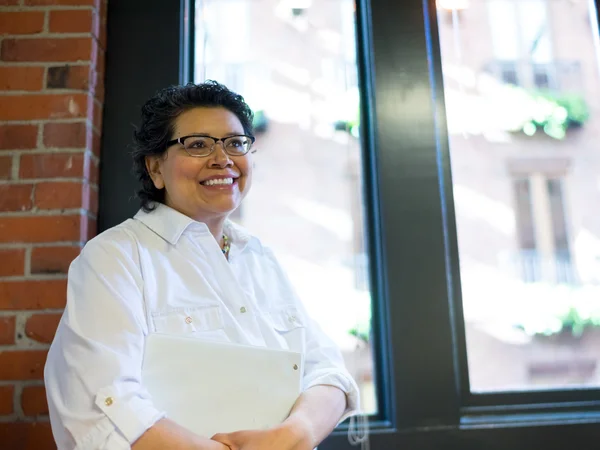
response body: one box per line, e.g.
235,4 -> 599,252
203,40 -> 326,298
142,333 -> 303,438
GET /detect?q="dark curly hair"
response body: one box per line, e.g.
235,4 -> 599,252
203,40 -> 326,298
132,81 -> 254,211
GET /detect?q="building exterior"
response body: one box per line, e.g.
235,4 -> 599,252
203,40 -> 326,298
439,0 -> 600,391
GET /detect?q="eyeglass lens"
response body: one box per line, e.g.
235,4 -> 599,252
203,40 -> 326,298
183,136 -> 251,156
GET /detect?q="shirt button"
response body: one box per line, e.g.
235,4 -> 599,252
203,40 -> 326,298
293,364 -> 298,370
240,306 -> 247,313
185,316 -> 192,324
105,397 -> 114,406
288,316 -> 297,323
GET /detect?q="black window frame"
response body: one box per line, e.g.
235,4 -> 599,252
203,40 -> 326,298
99,0 -> 600,448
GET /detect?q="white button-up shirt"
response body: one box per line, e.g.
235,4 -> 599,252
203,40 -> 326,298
45,204 -> 359,450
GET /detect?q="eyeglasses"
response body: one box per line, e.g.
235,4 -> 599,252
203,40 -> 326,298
167,134 -> 256,157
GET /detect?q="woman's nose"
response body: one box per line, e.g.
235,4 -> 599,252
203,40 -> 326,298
209,144 -> 233,167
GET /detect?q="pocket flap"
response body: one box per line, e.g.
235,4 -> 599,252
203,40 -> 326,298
151,306 -> 224,334
268,306 -> 304,332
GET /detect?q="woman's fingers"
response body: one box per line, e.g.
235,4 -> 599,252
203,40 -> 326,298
211,432 -> 236,449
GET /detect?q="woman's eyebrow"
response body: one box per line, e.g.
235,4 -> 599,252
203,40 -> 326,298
182,132 -> 211,137
184,132 -> 245,137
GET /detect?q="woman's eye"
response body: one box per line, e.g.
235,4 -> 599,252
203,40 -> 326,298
190,140 -> 207,148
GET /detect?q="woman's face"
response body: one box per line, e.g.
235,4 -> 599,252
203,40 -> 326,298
146,107 -> 253,222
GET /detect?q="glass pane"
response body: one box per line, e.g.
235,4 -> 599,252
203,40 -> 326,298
438,0 -> 600,391
194,0 -> 376,412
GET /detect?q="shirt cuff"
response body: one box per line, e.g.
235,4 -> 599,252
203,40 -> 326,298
75,385 -> 166,449
303,369 -> 361,423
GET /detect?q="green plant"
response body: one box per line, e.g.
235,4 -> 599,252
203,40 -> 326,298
559,306 -> 600,337
333,116 -> 360,138
513,285 -> 600,338
519,90 -> 590,140
347,305 -> 372,343
252,110 -> 268,133
333,86 -> 590,141
348,327 -> 370,343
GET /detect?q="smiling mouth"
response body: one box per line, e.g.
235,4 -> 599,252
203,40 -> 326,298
200,177 -> 235,186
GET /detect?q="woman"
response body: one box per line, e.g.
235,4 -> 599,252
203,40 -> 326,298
44,81 -> 359,450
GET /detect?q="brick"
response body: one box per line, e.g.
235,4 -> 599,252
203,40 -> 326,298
81,215 -> 96,241
0,156 -> 12,179
0,67 -> 44,91
25,314 -> 61,344
0,385 -> 13,414
0,124 -> 38,150
0,316 -> 16,345
19,152 -> 84,179
89,154 -> 99,184
96,46 -> 105,75
0,248 -> 25,276
0,184 -> 33,212
0,279 -> 67,309
0,12 -> 45,35
0,0 -> 19,5
93,65 -> 105,102
49,9 -> 93,34
93,99 -> 102,130
43,122 -> 87,148
91,129 -> 101,158
0,422 -> 55,450
98,0 -> 107,49
87,183 -> 98,215
91,7 -> 100,40
47,64 -> 90,90
0,215 -> 82,244
35,181 -> 84,209
31,245 -> 79,274
21,385 -> 48,415
0,94 -> 88,121
0,350 -> 47,380
25,0 -> 98,5
1,37 -> 93,62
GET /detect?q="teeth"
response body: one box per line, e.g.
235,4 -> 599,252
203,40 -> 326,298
202,177 -> 234,186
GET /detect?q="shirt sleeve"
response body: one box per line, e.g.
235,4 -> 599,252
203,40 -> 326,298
44,230 -> 165,450
300,311 -> 361,423
265,250 -> 361,423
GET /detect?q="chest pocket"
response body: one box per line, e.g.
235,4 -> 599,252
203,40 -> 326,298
151,305 -> 226,339
267,306 -> 306,353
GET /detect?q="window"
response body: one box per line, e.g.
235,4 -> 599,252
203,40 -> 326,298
512,171 -> 575,284
194,0 -> 377,415
486,0 -> 555,89
100,0 -> 600,448
440,0 -> 600,395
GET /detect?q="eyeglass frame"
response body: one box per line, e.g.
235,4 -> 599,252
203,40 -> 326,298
166,134 -> 256,157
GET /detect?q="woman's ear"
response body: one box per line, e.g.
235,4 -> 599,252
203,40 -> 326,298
145,155 -> 165,189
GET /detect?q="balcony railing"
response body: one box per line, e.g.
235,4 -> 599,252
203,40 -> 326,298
502,250 -> 578,285
482,59 -> 583,94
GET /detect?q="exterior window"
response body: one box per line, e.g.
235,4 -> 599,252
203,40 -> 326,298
439,0 -> 600,392
195,0 -> 377,414
487,0 -> 554,89
513,173 -> 575,285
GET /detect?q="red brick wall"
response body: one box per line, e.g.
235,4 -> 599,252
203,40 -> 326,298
0,1 -> 107,448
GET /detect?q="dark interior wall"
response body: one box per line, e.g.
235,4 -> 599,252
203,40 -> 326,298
98,0 -> 190,232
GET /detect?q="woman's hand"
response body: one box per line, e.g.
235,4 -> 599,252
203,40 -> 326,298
132,418 -> 233,450
211,421 -> 312,450
212,385 -> 347,450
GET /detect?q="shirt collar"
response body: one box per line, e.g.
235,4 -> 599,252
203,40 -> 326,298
224,219 -> 261,255
134,203 -> 202,245
133,203 -> 261,253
